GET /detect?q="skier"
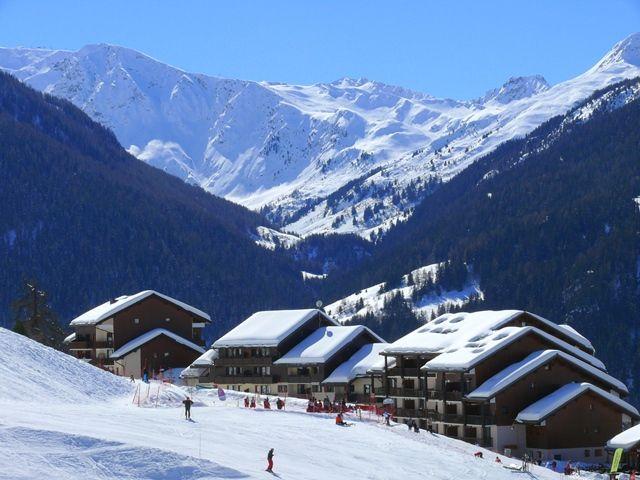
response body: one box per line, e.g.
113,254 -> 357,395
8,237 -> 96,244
276,397 -> 284,410
407,418 -> 412,430
323,396 -> 331,411
142,369 -> 149,383
335,413 -> 347,426
250,397 -> 256,408
182,396 -> 194,420
383,410 -> 391,426
263,398 -> 271,409
266,448 -> 275,473
244,396 -> 249,408
412,421 -> 419,433
495,456 -> 502,464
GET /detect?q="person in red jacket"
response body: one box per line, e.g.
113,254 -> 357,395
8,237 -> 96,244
266,448 -> 274,472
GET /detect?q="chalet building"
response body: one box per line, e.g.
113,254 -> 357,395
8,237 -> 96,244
64,290 -> 210,377
381,310 -> 637,462
608,422 -> 640,470
180,348 -> 218,386
321,342 -> 389,404
274,325 -> 383,398
212,309 -> 338,395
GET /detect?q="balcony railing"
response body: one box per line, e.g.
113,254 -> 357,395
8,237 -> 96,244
215,375 -> 276,384
387,367 -> 420,377
427,411 -> 495,425
216,356 -> 273,366
426,390 -> 463,401
388,387 -> 422,398
395,408 -> 426,418
68,340 -> 113,350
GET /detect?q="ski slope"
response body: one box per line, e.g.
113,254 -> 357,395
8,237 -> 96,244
0,328 -> 591,479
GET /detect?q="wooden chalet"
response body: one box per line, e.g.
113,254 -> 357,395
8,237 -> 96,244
64,290 -> 210,377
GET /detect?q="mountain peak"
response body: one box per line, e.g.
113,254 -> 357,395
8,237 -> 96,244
595,32 -> 640,69
479,75 -> 549,104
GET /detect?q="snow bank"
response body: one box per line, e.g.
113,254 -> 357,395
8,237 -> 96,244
0,328 -> 133,403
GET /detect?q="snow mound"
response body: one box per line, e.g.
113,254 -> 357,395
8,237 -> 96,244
0,327 -> 133,404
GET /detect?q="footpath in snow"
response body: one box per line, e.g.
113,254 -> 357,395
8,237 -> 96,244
0,328 -> 604,479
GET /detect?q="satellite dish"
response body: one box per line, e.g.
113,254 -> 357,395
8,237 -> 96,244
315,300 -> 323,308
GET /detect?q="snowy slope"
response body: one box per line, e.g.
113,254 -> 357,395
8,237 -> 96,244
325,263 -> 482,323
0,330 -> 591,478
1,34 -> 639,239
0,328 -> 132,403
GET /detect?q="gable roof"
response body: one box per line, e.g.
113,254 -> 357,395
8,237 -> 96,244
382,310 -> 593,356
213,309 -> 338,348
516,382 -> 639,424
467,349 -> 628,401
110,328 -> 205,359
608,424 -> 640,450
274,326 -> 383,365
323,343 -> 389,384
422,325 -> 605,372
70,290 -> 211,326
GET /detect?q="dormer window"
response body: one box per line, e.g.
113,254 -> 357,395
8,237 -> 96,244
133,318 -> 139,324
165,317 -> 171,322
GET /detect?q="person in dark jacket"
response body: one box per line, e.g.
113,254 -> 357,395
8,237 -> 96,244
266,448 -> 274,472
182,396 -> 194,419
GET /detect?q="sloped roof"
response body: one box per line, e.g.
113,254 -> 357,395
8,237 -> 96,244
63,332 -> 76,344
180,366 -> 208,378
190,348 -> 218,367
275,326 -> 383,365
213,309 -> 338,348
110,328 -> 205,359
467,350 -> 628,400
323,343 -> 389,384
516,382 -> 639,424
608,424 -> 640,450
382,310 -> 593,356
70,290 -> 211,326
422,325 -> 605,372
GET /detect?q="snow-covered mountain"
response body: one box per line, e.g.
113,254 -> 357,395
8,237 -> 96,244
2,34 -> 639,239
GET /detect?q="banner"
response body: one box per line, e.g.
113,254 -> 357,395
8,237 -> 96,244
611,447 -> 623,473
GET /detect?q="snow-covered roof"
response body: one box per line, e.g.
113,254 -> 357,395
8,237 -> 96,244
111,328 -> 205,359
516,383 -> 639,424
608,424 -> 640,450
179,366 -> 208,378
467,350 -> 628,401
70,290 -> 211,326
558,324 -> 594,351
323,343 -> 389,384
190,349 -> 218,368
275,326 -> 383,365
382,310 -> 593,356
423,326 -> 605,372
213,309 -> 338,348
63,332 -> 76,344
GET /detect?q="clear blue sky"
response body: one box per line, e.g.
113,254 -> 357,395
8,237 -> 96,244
0,0 -> 638,99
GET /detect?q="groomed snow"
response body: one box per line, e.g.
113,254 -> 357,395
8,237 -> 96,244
423,325 -> 606,372
323,342 -> 388,384
467,350 -> 628,401
275,326 -> 383,365
0,328 -> 592,479
213,309 -> 338,348
111,328 -> 205,358
70,290 -> 211,326
608,423 -> 640,450
516,382 -> 639,424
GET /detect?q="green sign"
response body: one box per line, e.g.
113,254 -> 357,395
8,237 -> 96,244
611,448 -> 624,473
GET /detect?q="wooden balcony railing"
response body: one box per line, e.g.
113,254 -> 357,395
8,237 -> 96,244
387,367 -> 420,377
388,387 -> 422,398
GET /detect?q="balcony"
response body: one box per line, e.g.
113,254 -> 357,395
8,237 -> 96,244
395,408 -> 426,418
68,340 -> 113,350
216,356 -> 273,366
387,367 -> 420,377
388,387 -> 422,398
215,375 -> 275,384
285,375 -> 323,384
426,390 -> 463,401
427,411 -> 495,425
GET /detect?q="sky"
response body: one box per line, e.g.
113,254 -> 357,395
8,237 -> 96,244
0,0 -> 638,99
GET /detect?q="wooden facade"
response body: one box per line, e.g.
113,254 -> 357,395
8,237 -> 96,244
67,292 -> 209,377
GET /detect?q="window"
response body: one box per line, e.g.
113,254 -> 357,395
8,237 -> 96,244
584,449 -> 590,458
133,318 -> 139,324
259,385 -> 270,394
595,449 -> 603,457
364,384 -> 371,395
277,385 -> 288,393
594,426 -> 600,433
164,352 -> 169,357
165,318 -> 171,322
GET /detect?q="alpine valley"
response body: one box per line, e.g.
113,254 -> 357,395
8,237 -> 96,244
1,33 -> 640,402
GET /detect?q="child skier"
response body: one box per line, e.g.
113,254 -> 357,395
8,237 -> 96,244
266,448 -> 275,472
182,396 -> 194,420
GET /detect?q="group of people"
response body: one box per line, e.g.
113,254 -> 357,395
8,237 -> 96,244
405,418 -> 420,433
306,396 -> 349,414
243,396 -> 286,410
